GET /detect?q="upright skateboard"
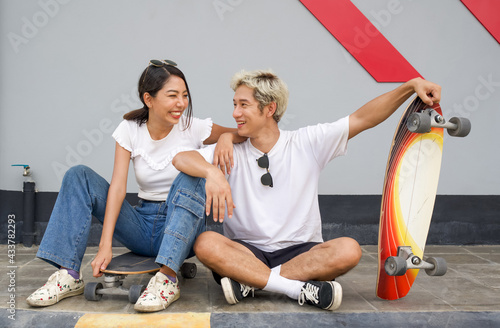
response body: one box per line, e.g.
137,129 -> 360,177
84,252 -> 197,303
376,96 -> 470,300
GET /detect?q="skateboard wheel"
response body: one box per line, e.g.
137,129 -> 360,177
84,282 -> 103,301
407,112 -> 431,133
447,117 -> 471,137
180,262 -> 197,279
425,257 -> 447,276
385,256 -> 407,276
128,284 -> 145,303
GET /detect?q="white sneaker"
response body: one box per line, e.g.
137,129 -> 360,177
134,272 -> 180,312
26,269 -> 84,307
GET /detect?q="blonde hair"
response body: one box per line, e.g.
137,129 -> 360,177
230,70 -> 289,123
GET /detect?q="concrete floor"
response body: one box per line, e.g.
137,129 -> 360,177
1,245 -> 499,327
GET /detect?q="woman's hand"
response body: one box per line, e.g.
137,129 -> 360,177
91,245 -> 113,277
213,133 -> 235,175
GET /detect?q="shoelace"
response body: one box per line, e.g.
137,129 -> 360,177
139,274 -> 170,309
44,271 -> 62,301
298,283 -> 320,305
240,284 -> 255,298
148,274 -> 167,293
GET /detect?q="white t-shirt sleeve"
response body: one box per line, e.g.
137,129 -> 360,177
189,117 -> 213,146
304,115 -> 349,169
112,120 -> 133,152
196,144 -> 216,163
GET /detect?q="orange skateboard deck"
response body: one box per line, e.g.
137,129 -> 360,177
376,96 -> 470,300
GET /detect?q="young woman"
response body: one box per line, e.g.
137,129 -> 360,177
27,59 -> 241,312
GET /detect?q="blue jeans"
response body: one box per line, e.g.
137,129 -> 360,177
37,165 -> 206,273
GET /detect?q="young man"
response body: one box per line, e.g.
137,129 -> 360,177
172,70 -> 441,311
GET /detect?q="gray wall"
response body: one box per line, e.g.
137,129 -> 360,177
1,0 -> 499,195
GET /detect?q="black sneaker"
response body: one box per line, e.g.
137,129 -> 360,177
298,281 -> 342,311
221,277 -> 254,304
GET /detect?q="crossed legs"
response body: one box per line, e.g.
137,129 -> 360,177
194,231 -> 362,290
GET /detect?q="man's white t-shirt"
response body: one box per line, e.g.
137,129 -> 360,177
198,116 -> 349,252
112,116 -> 213,201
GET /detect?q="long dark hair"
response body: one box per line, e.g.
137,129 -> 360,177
124,63 -> 193,129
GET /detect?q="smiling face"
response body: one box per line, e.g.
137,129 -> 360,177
146,75 -> 188,127
232,85 -> 267,138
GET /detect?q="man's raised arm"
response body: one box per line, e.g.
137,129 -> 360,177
348,77 -> 441,139
172,151 -> 234,222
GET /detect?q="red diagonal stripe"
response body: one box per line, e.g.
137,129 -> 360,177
299,0 -> 422,82
461,0 -> 500,44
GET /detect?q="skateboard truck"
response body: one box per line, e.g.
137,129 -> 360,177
85,274 -> 149,304
384,246 -> 447,277
84,262 -> 197,303
406,108 -> 471,137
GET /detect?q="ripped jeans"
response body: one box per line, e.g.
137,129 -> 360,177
37,165 -> 206,273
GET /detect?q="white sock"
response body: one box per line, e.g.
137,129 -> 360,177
263,270 -> 304,300
271,265 -> 282,275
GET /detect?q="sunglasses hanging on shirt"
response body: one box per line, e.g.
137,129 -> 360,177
256,153 -> 273,188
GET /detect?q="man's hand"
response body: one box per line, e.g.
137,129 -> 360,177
172,150 -> 236,222
205,167 -> 235,222
411,77 -> 441,106
348,77 -> 443,139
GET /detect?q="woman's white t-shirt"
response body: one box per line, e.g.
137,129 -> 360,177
198,116 -> 349,252
112,116 -> 213,201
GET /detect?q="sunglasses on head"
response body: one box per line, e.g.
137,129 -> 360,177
256,153 -> 273,188
149,59 -> 177,67
142,59 -> 177,84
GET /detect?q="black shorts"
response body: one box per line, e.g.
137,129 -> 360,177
212,240 -> 319,284
234,240 -> 320,268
